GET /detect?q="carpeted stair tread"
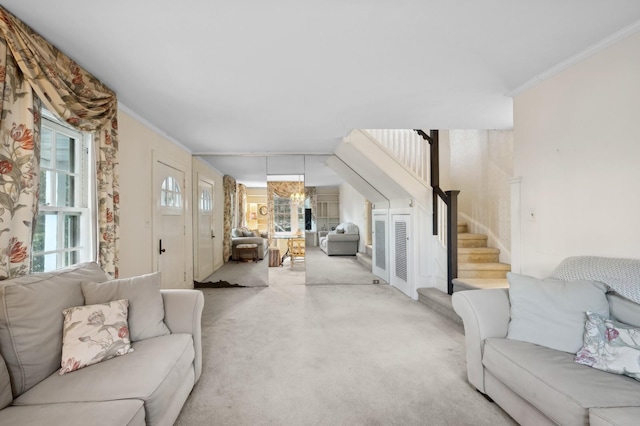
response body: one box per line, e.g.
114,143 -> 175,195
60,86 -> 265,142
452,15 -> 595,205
452,278 -> 509,291
458,247 -> 500,254
458,262 -> 511,271
458,233 -> 488,240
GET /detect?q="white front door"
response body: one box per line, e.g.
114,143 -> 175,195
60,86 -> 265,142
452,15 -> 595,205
196,177 -> 215,280
372,210 -> 389,283
153,157 -> 187,288
390,214 -> 411,297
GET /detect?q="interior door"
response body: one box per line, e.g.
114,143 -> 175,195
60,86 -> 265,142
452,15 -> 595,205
390,214 -> 411,297
154,158 -> 186,288
372,210 -> 389,282
197,177 -> 215,280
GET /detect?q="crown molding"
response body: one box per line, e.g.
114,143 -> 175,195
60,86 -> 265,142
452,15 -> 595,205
507,19 -> 640,97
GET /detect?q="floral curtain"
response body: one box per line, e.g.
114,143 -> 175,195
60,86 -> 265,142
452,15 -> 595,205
0,7 -> 120,278
223,175 -> 236,263
0,38 -> 41,279
237,183 -> 246,228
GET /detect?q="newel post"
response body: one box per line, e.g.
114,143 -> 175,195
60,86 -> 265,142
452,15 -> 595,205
446,190 -> 460,295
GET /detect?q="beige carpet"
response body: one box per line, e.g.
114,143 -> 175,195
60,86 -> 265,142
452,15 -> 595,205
174,284 -> 515,425
202,257 -> 268,287
305,246 -> 384,285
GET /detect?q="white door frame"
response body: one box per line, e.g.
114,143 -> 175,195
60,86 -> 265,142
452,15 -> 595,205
195,173 -> 216,281
152,151 -> 188,287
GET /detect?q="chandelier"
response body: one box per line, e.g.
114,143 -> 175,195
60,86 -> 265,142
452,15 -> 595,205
290,174 -> 305,205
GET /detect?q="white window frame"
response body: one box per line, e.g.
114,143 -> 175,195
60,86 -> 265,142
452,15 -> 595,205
32,111 -> 94,272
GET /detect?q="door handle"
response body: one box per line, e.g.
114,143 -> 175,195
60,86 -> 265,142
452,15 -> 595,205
159,239 -> 166,255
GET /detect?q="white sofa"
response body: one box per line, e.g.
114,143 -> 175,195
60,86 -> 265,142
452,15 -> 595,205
0,262 -> 204,426
318,222 -> 359,255
452,257 -> 640,426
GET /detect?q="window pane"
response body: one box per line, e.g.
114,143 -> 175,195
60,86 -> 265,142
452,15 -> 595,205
38,170 -> 54,206
64,250 -> 79,267
32,214 -> 47,253
64,214 -> 80,248
32,253 -> 57,273
41,127 -> 53,169
56,134 -> 76,172
43,213 -> 58,252
57,174 -> 75,207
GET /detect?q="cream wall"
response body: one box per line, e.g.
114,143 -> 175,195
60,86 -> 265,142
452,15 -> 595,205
513,31 -> 640,277
192,157 -> 225,275
446,129 -> 513,263
118,109 -> 195,283
339,182 -> 367,253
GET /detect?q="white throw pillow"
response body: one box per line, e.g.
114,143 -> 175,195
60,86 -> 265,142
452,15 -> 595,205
60,300 -> 133,375
82,272 -> 170,341
574,312 -> 640,381
506,272 -> 609,353
575,312 -> 640,381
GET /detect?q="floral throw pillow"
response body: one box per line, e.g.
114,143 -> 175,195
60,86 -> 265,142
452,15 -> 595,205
575,312 -> 640,381
60,299 -> 134,375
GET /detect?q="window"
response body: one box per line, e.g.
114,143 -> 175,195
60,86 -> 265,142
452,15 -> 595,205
273,195 -> 304,233
199,189 -> 212,211
161,177 -> 182,207
32,114 -> 92,273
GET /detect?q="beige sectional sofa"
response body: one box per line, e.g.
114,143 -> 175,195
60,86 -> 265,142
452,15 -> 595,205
452,257 -> 640,426
0,262 -> 204,426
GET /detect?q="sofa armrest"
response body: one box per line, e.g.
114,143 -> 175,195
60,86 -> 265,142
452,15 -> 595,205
161,289 -> 205,383
325,233 -> 359,242
317,231 -> 329,238
451,288 -> 510,393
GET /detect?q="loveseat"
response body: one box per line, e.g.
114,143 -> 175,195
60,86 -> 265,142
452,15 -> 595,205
0,262 -> 204,426
231,227 -> 268,261
318,222 -> 359,255
452,257 -> 640,426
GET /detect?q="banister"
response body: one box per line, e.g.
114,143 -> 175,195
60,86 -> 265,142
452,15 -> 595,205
414,129 -> 459,295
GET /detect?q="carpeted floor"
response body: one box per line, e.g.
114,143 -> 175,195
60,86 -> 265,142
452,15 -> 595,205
174,284 -> 515,425
305,246 -> 384,285
202,257 -> 269,287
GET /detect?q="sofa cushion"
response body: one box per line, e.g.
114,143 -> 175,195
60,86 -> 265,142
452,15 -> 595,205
590,407 -> 640,426
60,300 -> 134,375
14,333 -> 195,426
506,272 -> 609,353
0,354 -> 11,410
82,272 -> 170,341
0,400 -> 146,426
575,313 -> 640,381
608,293 -> 640,328
483,338 -> 640,426
0,262 -> 109,396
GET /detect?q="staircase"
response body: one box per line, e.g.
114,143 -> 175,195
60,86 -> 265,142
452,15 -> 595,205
452,222 -> 509,291
416,222 -> 509,325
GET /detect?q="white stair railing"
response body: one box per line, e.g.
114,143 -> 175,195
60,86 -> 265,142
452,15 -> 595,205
363,129 -> 428,182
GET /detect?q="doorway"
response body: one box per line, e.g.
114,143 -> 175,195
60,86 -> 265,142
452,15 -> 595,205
196,176 -> 215,281
153,153 -> 187,288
